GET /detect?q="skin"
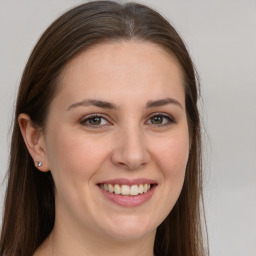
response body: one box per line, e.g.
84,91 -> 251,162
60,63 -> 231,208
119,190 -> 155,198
19,41 -> 190,256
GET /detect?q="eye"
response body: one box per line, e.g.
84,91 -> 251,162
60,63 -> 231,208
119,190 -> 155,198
146,113 -> 174,126
80,114 -> 110,127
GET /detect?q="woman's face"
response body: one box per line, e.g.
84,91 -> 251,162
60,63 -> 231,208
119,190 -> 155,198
43,41 -> 189,242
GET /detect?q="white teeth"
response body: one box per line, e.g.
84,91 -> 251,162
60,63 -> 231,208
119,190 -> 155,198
100,183 -> 151,196
121,185 -> 130,195
114,184 -> 121,194
143,184 -> 149,193
108,184 -> 114,193
138,184 -> 144,194
130,185 -> 139,196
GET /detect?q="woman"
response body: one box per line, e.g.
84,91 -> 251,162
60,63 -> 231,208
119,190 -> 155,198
0,1 -> 208,255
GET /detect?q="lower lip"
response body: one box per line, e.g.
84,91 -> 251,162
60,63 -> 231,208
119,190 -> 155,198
99,185 -> 156,207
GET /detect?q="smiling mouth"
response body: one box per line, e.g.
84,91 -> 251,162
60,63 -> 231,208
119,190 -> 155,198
98,183 -> 154,196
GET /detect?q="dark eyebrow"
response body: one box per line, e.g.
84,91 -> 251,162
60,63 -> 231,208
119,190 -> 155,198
67,99 -> 117,111
146,98 -> 183,109
67,97 -> 183,111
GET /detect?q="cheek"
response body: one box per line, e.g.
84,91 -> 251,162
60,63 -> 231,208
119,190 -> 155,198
147,130 -> 190,222
152,131 -> 190,178
44,128 -> 111,220
45,127 -> 107,186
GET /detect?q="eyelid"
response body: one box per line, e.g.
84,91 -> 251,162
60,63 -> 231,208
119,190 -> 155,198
79,112 -> 175,128
80,113 -> 112,127
145,112 -> 175,125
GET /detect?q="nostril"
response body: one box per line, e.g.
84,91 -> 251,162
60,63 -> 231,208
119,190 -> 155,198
110,134 -> 151,169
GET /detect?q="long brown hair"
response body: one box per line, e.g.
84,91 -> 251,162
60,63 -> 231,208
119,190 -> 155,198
0,1 -> 208,255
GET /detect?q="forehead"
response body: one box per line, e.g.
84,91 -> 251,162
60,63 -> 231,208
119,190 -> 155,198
55,40 -> 185,106
61,40 -> 183,77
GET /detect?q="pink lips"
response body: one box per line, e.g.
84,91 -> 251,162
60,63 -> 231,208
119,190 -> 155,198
98,178 -> 157,207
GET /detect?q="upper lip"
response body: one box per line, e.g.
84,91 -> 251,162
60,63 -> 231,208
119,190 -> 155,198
98,178 -> 157,186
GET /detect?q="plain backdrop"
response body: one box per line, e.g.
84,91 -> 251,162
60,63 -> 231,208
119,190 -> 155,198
0,0 -> 255,255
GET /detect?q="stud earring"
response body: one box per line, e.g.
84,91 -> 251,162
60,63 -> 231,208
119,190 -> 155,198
36,161 -> 42,167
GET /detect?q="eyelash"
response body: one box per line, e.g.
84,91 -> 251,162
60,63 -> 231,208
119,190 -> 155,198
80,113 -> 175,128
80,114 -> 110,128
146,113 -> 175,126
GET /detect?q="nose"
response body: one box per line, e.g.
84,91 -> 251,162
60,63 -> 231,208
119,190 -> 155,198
111,126 -> 151,170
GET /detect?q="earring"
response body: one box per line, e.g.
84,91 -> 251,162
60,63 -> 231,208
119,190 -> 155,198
36,161 -> 42,167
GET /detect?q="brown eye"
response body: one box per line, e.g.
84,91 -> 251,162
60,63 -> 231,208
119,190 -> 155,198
146,114 -> 174,126
88,117 -> 102,125
81,115 -> 109,127
151,116 -> 164,124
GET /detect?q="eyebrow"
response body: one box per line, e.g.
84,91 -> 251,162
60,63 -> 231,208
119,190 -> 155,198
146,98 -> 183,109
67,99 -> 117,111
67,97 -> 183,111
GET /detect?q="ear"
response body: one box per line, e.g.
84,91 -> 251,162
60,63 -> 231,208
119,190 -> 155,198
18,113 -> 50,172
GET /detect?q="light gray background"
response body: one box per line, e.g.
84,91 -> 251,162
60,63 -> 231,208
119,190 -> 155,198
0,0 -> 255,255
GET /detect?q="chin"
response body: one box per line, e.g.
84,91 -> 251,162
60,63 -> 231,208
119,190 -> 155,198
99,214 -> 157,242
